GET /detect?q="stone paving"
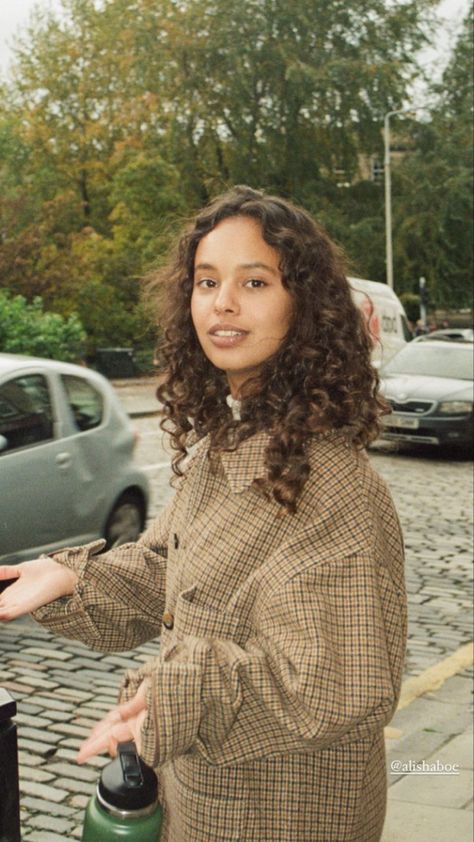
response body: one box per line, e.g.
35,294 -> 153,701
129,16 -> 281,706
1,412 -> 472,840
382,665 -> 473,841
370,444 -> 473,675
137,418 -> 474,675
1,620 -> 151,839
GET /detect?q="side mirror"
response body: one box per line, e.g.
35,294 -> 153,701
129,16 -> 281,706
0,434 -> 8,453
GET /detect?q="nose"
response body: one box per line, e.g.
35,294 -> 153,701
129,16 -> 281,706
214,282 -> 239,314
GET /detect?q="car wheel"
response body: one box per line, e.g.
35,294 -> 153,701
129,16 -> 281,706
104,492 -> 145,549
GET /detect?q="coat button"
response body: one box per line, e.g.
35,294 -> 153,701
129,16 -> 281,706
162,611 -> 174,630
173,533 -> 179,549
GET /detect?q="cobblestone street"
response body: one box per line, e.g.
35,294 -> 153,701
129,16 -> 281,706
1,413 -> 472,840
370,443 -> 473,675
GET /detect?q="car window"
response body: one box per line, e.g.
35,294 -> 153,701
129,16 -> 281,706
0,374 -> 54,453
62,374 -> 104,431
383,344 -> 474,380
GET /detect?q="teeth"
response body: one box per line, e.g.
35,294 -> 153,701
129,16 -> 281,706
214,330 -> 244,336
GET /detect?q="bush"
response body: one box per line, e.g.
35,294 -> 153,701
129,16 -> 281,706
75,281 -> 158,357
399,292 -> 421,324
132,346 -> 157,376
0,291 -> 86,362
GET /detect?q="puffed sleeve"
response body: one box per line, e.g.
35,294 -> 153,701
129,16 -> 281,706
122,546 -> 407,768
32,493 -> 177,652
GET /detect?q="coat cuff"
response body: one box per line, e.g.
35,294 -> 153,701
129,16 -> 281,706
33,590 -> 101,641
138,662 -> 203,768
32,540 -> 106,641
48,539 -> 106,575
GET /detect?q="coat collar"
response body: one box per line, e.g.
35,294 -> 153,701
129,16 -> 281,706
219,431 -> 270,493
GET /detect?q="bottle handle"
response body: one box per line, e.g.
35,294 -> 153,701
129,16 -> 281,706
117,741 -> 144,789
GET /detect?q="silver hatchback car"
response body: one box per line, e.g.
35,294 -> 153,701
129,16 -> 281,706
0,354 -> 149,564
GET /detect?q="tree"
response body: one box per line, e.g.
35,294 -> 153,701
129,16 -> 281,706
0,0 -> 446,344
157,0 -> 435,199
391,3 -> 473,306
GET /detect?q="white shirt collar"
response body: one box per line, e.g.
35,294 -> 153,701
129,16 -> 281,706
226,393 -> 242,421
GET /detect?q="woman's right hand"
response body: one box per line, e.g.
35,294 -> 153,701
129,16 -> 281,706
0,557 -> 78,621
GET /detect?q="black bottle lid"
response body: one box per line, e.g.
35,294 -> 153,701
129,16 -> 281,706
98,741 -> 158,812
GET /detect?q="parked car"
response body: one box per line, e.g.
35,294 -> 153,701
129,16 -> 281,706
379,341 -> 473,450
0,354 -> 149,564
349,277 -> 412,367
413,328 -> 474,343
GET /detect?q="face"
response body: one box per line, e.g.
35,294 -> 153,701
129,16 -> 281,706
191,216 -> 293,397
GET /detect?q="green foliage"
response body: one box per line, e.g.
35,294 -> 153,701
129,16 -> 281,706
156,0 -> 433,197
0,0 -> 471,339
75,281 -> 157,356
399,292 -> 421,324
0,291 -> 86,361
303,179 -> 387,281
391,4 -> 473,307
132,346 -> 158,376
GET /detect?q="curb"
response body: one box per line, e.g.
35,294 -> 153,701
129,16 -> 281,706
128,408 -> 161,419
397,641 -> 473,711
384,641 -> 474,739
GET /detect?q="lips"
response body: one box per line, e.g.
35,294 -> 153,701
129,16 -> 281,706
208,323 -> 249,337
208,323 -> 249,348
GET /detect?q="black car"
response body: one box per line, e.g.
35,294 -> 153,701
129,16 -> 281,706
380,341 -> 473,450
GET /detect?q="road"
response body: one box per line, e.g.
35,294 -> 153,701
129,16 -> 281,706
2,419 -> 472,840
134,416 -> 473,676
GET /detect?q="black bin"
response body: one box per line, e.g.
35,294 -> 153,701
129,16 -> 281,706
95,348 -> 135,379
0,689 -> 21,842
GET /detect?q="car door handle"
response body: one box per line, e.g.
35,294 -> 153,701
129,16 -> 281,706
56,452 -> 72,469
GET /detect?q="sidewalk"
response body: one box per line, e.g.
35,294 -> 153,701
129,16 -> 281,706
382,658 -> 473,842
112,376 -> 162,417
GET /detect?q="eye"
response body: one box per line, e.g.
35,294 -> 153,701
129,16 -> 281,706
245,278 -> 267,288
195,278 -> 217,288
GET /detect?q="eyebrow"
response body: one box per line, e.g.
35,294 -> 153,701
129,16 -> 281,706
194,261 -> 278,275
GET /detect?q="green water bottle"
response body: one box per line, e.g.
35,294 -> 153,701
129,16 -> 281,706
81,741 -> 163,841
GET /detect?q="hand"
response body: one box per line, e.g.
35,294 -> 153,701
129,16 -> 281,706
77,681 -> 149,764
0,557 -> 78,621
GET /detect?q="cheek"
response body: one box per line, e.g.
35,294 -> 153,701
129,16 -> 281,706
255,291 -> 293,335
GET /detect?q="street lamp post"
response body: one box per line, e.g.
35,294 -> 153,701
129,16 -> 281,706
384,108 -> 414,290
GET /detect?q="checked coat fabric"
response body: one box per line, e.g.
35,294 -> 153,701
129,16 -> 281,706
34,430 -> 407,842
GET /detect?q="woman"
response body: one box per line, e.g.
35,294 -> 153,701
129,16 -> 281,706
0,186 -> 407,842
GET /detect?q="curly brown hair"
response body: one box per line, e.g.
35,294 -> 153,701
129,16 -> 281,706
155,185 -> 386,513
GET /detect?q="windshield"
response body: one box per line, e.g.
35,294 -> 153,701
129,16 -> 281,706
383,344 -> 474,381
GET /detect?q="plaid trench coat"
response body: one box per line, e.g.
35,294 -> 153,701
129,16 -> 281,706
35,430 -> 407,842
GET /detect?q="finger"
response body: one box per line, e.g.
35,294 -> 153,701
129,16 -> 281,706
0,566 -> 21,579
89,708 -> 122,737
116,690 -> 148,720
86,718 -> 135,753
77,730 -> 113,763
131,709 -> 147,753
87,683 -> 148,741
0,570 -> 20,593
0,599 -> 25,621
77,719 -> 135,764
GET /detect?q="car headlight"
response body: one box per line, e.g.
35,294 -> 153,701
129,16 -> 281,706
437,401 -> 473,415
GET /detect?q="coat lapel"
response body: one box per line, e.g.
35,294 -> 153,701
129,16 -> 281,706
219,431 -> 270,493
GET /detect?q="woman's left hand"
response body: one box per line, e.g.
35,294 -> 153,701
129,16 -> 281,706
77,680 -> 149,764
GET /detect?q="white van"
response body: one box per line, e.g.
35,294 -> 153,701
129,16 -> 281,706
349,277 -> 411,367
